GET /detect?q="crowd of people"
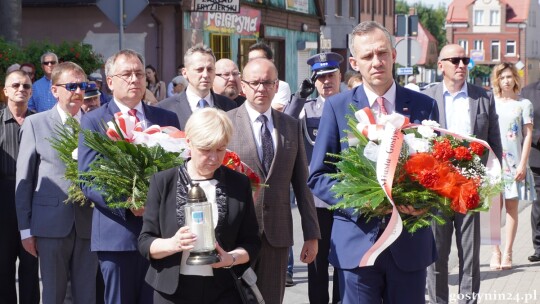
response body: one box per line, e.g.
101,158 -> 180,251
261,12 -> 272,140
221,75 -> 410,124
1,20 -> 540,304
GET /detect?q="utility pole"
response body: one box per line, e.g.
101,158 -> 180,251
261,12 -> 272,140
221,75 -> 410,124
0,0 -> 22,46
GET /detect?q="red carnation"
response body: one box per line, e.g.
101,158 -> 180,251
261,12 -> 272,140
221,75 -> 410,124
469,142 -> 485,156
451,181 -> 480,214
418,169 -> 439,188
432,139 -> 454,161
454,146 -> 472,161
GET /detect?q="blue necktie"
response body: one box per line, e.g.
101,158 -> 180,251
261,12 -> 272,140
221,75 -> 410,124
198,99 -> 208,109
257,115 -> 274,175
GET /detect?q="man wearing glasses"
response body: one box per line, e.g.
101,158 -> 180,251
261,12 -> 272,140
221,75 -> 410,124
213,58 -> 246,106
1,70 -> 40,304
157,44 -> 237,130
78,49 -> 180,304
424,44 -> 502,304
28,52 -> 58,112
16,62 -> 98,304
227,58 -> 320,304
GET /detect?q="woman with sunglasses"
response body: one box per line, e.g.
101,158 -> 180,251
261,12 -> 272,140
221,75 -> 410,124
490,62 -> 536,270
145,65 -> 167,102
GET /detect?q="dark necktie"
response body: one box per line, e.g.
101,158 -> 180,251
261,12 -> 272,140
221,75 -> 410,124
198,99 -> 208,109
376,96 -> 388,115
257,115 -> 274,175
128,108 -> 140,123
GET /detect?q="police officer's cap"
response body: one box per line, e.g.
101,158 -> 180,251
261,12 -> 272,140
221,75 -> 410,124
307,52 -> 344,76
84,82 -> 101,99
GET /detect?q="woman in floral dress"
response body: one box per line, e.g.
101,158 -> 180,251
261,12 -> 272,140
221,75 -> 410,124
490,62 -> 536,270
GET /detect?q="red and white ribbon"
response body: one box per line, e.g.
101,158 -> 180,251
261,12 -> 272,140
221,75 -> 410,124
106,112 -> 188,154
352,108 -> 501,267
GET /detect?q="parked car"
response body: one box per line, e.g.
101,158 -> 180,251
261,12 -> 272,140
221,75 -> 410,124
420,82 -> 440,91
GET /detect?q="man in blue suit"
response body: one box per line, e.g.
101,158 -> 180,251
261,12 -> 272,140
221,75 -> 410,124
78,50 -> 180,304
308,21 -> 438,303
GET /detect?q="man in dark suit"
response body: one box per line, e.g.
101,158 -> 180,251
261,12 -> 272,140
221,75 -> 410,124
17,62 -> 97,304
78,49 -> 180,304
227,58 -> 320,304
308,21 -> 439,303
285,52 -> 344,304
521,80 -> 540,263
424,44 -> 503,304
1,70 -> 40,304
157,45 -> 236,129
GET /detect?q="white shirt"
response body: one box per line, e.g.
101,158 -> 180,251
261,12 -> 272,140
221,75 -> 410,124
443,82 -> 471,136
272,80 -> 291,106
244,103 -> 276,163
186,87 -> 214,113
113,99 -> 148,129
364,82 -> 397,119
56,104 -> 82,125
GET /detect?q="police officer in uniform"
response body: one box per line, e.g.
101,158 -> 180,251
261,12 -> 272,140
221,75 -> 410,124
285,52 -> 344,304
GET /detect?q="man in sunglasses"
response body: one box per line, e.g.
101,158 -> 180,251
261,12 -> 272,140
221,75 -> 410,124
78,49 -> 180,304
28,52 -> 58,113
1,70 -> 40,304
16,62 -> 98,303
424,44 -> 503,304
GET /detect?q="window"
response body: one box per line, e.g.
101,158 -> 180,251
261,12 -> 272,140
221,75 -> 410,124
506,40 -> 516,56
336,1 -> 342,16
491,40 -> 500,61
474,10 -> 484,25
210,34 -> 231,61
349,0 -> 355,18
490,10 -> 500,25
239,39 -> 257,72
474,40 -> 484,50
458,40 -> 469,55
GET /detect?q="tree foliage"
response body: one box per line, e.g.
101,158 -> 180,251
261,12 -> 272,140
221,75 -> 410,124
0,38 -> 103,83
396,0 -> 448,53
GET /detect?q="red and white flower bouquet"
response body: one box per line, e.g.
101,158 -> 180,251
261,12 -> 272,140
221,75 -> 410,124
330,106 -> 503,234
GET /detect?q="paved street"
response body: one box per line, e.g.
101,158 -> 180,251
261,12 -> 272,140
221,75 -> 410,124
17,202 -> 540,303
284,202 -> 540,304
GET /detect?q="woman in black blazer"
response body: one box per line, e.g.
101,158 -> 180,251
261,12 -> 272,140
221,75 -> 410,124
138,108 -> 261,303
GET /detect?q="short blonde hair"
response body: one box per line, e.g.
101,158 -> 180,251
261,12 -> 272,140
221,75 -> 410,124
185,108 -> 233,149
491,62 -> 522,97
51,62 -> 87,85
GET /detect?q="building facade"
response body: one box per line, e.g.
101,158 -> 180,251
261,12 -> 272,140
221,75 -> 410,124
446,0 -> 540,85
20,0 -> 323,90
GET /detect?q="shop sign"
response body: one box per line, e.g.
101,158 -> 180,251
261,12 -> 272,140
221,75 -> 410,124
193,0 -> 240,13
470,50 -> 484,62
286,0 -> 309,14
204,7 -> 261,37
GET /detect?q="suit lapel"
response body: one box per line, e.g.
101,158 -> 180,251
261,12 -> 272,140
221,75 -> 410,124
467,84 -> 479,134
353,85 -> 369,110
237,105 -> 266,177
268,109 -> 282,177
395,86 -> 411,117
177,93 -> 193,125
434,85 -> 447,128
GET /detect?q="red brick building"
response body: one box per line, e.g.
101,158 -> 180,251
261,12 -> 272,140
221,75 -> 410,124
446,0 -> 540,85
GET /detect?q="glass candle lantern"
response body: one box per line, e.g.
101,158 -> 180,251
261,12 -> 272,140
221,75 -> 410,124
184,183 -> 220,265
